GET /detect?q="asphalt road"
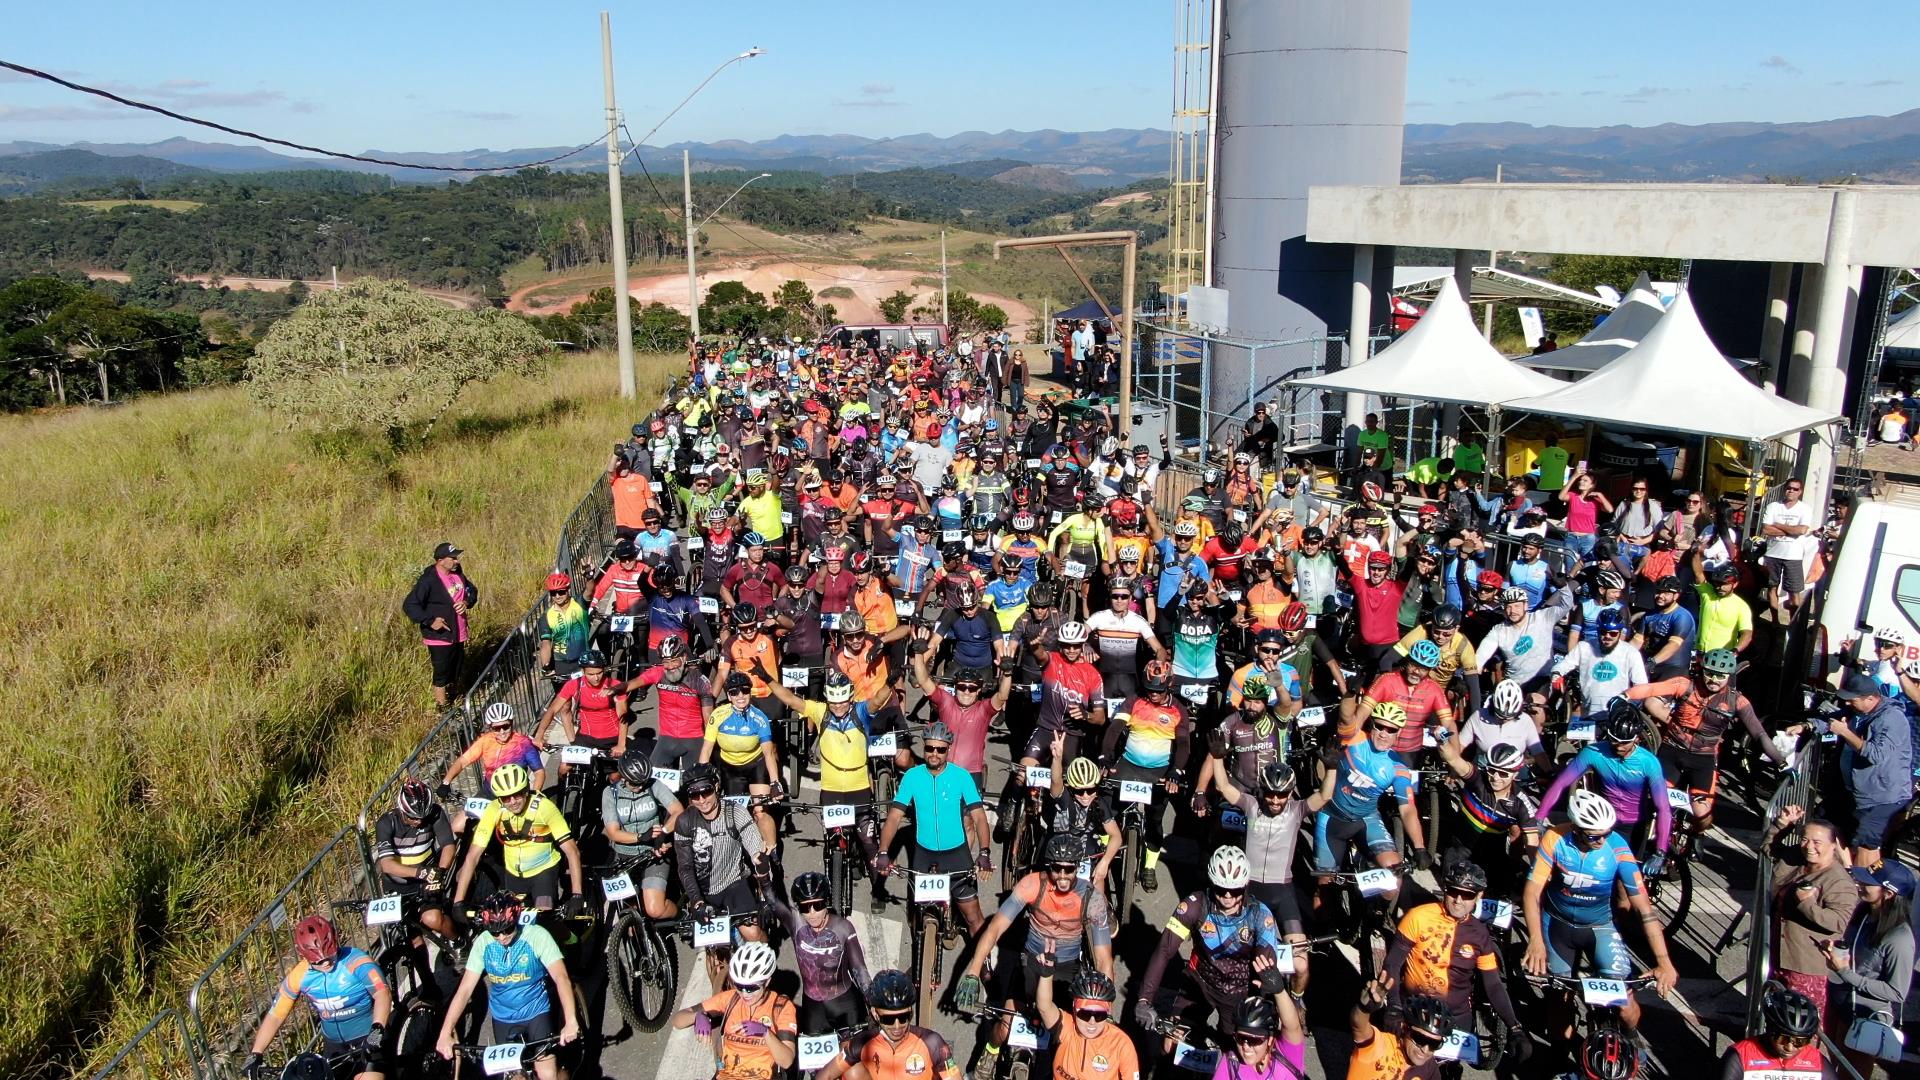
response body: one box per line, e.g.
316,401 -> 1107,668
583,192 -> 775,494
548,690 -> 1770,1080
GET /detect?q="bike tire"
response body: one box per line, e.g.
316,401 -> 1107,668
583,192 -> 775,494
830,842 -> 852,918
915,911 -> 942,1025
1000,800 -> 1027,894
1650,855 -> 1693,934
606,912 -> 645,1032
394,993 -> 450,1080
788,721 -> 807,795
1116,823 -> 1140,918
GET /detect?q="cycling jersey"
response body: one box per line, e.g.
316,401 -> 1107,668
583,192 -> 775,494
1212,1044 -> 1304,1080
466,925 -> 563,1025
1237,794 -> 1305,885
1171,608 -> 1223,681
852,580 -> 901,636
603,778 -> 678,857
473,793 -> 573,877
1328,730 -> 1417,820
1347,1031 -> 1440,1080
1538,743 -> 1672,851
674,801 -> 762,898
1392,626 -> 1477,685
1217,711 -> 1284,792
1149,893 -> 1281,1002
739,490 -> 786,543
556,672 -> 625,740
1455,772 -> 1540,839
724,561 -> 784,613
1085,609 -> 1156,674
1049,514 -> 1111,561
268,948 -> 386,1043
984,576 -> 1032,631
706,703 -> 774,767
541,599 -> 592,664
1200,535 -> 1257,583
802,700 -> 873,793
1550,639 -> 1648,717
841,1026 -> 960,1080
373,807 -> 453,884
594,562 -> 649,615
634,527 -> 675,561
833,643 -> 893,708
927,686 -> 995,777
1508,557 -> 1550,608
1287,550 -> 1339,615
895,533 -> 944,594
998,533 -> 1045,579
633,667 -> 712,741
1637,604 -> 1697,672
1389,903 -> 1503,1017
1529,825 -> 1643,927
937,607 -> 998,670
726,633 -> 781,699
454,731 -> 543,786
1721,1037 -> 1827,1080
774,591 -> 825,658
892,763 -> 983,852
1457,710 -> 1546,761
1113,696 -> 1186,771
1037,652 -> 1106,735
1154,539 -> 1211,609
809,567 -> 858,615
649,591 -> 704,646
771,900 -> 869,1003
996,873 -> 1113,962
1056,1018 -> 1141,1080
1111,532 -> 1154,572
1357,672 -> 1454,755
1048,791 -> 1116,844
1629,676 -> 1765,755
1475,588 -> 1574,685
701,989 -> 799,1080
1242,579 -> 1290,632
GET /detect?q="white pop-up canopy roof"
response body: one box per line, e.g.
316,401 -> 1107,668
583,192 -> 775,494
1502,287 -> 1841,441
1885,302 -> 1920,354
1289,276 -> 1564,406
1522,272 -> 1668,375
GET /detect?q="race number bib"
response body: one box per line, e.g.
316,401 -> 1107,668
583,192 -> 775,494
1007,1012 -> 1048,1051
602,873 -> 637,902
1062,561 -> 1086,579
942,530 -> 963,543
1172,1044 -> 1219,1074
1220,807 -> 1247,832
1119,780 -> 1153,804
699,596 -> 721,614
914,873 -> 951,903
1666,786 -> 1694,813
798,1034 -> 840,1072
781,511 -> 794,525
364,894 -> 403,927
562,744 -> 594,765
1477,899 -> 1514,929
693,917 -> 730,948
686,536 -> 705,552
1050,511 -> 1064,525
822,803 -> 857,828
782,667 -> 809,688
1025,766 -> 1052,787
1295,707 -> 1327,728
868,733 -> 897,756
820,612 -> 841,630
1272,941 -> 1295,967
1026,459 -> 1043,470
1581,978 -> 1629,1006
1180,684 -> 1208,703
465,797 -> 491,818
610,615 -> 636,632
895,600 -> 917,618
654,768 -> 681,790
517,909 -> 538,927
724,795 -> 750,808
1567,719 -> 1596,742
1435,1030 -> 1481,1064
1357,868 -> 1398,897
483,1043 -> 525,1076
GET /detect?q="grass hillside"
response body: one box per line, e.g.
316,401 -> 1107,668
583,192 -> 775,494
0,352 -> 673,1077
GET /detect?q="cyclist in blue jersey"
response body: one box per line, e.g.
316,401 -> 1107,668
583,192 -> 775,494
1306,701 -> 1425,916
246,916 -> 391,1080
646,570 -> 712,662
875,722 -> 992,936
437,892 -> 581,1080
1522,791 -> 1678,1037
889,517 -> 945,602
633,507 -> 676,562
1535,702 -> 1674,875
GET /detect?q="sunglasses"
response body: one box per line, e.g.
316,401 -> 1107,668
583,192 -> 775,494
687,786 -> 720,799
874,1011 -> 912,1027
1408,1031 -> 1445,1050
924,745 -> 950,755
955,684 -> 982,693
1234,1034 -> 1268,1046
1258,646 -> 1283,655
796,900 -> 829,913
1072,787 -> 1098,797
1445,889 -> 1481,902
1074,1009 -> 1111,1023
735,982 -> 765,996
1212,886 -> 1245,899
1048,863 -> 1080,874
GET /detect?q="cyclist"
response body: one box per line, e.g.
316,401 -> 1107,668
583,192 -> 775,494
1227,631 -> 1294,714
875,721 -> 992,936
1031,963 -> 1141,1080
721,533 -> 785,619
1571,568 -> 1629,652
1307,702 -> 1425,913
717,602 -> 784,723
700,671 -> 782,854
627,636 -> 714,770
440,702 -> 544,798
1134,847 -> 1286,1045
671,942 -> 798,1080
534,649 -> 629,768
1282,526 -> 1339,618
817,969 -> 960,1080
983,553 -> 1034,636
593,538 -> 650,619
1046,751 -> 1124,885
1628,647 -> 1787,835
1086,583 -> 1169,701
1474,582 -> 1576,724
955,833 -> 1115,1072
647,570 -> 711,663
1147,508 -> 1213,630
1169,578 -> 1228,706
1048,496 -> 1112,617
453,764 -> 583,912
768,872 -> 872,1036
538,572 -> 592,680
1198,674 -> 1284,821
766,672 -> 890,912
1347,639 -> 1455,766
1390,603 -> 1482,717
1212,995 -> 1306,1080
1431,736 -> 1540,894
1208,761 -> 1312,968
909,655 -> 1010,794
925,582 -> 999,680
672,763 -> 770,947
1456,678 -> 1551,778
1274,601 -> 1348,706
434,892 -> 581,1080
1636,575 -> 1698,682
1099,659 -> 1188,891
1718,986 -> 1833,1080
602,750 -> 683,921
1385,860 -> 1524,1061
1537,702 -> 1674,876
1348,976 -> 1449,1080
246,916 -> 391,1080
1549,609 -> 1647,740
371,779 -> 457,939
1522,790 -> 1679,1035
1012,620 -> 1107,788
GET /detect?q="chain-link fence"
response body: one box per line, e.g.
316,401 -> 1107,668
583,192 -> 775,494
91,1010 -> 197,1080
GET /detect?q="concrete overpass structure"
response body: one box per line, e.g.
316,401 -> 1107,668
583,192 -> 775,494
1308,181 -> 1920,508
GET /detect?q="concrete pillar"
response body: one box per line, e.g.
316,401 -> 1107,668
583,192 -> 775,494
1785,263 -> 1821,405
1757,261 -> 1791,393
1344,244 -> 1374,449
1799,188 -> 1858,513
1443,249 -> 1472,446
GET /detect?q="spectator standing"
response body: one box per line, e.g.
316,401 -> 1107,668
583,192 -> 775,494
1828,672 -> 1916,868
403,542 -> 479,707
1557,469 -> 1612,560
1763,805 -> 1859,1024
1760,479 -> 1818,621
1825,861 -> 1916,1080
1613,478 -> 1664,570
1007,350 -> 1028,411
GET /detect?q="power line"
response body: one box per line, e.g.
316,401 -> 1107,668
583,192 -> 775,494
2,329 -> 208,367
0,58 -> 605,173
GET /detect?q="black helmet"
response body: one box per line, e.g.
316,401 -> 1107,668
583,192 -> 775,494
1708,561 -> 1740,584
1072,968 -> 1117,1004
1599,699 -> 1644,745
866,969 -> 915,1011
791,871 -> 831,906
1029,581 -> 1058,607
785,564 -> 810,584
1761,986 -> 1820,1038
478,889 -> 523,935
732,601 -> 759,626
681,762 -> 720,794
580,648 -> 609,669
1255,760 -> 1295,796
617,749 -> 653,787
1430,604 -> 1462,630
1300,525 -> 1325,543
1219,522 -> 1245,548
612,538 -> 638,561
1043,833 -> 1084,867
1401,994 -> 1451,1040
1442,859 -> 1488,895
724,672 -> 754,695
1231,997 -> 1277,1039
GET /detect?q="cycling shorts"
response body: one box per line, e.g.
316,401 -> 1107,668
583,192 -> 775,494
718,756 -> 772,794
490,1011 -> 558,1060
908,843 -> 980,904
1541,912 -> 1630,979
800,988 -> 865,1037
710,878 -> 760,923
1657,745 -> 1718,800
506,863 -> 562,906
1313,810 -> 1394,874
1249,880 -> 1304,936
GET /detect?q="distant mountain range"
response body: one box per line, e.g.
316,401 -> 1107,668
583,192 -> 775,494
3,108 -> 1918,190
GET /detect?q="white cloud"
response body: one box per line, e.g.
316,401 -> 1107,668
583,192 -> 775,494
1759,55 -> 1801,75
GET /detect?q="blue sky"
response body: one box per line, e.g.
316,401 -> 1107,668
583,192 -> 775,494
0,1 -> 1911,152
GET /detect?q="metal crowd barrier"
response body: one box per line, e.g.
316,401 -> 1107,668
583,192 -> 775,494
90,1010 -> 196,1080
1739,736 -> 1823,1038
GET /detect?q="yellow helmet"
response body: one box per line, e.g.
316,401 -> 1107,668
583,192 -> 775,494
1368,701 -> 1409,731
1065,757 -> 1101,790
489,763 -> 532,797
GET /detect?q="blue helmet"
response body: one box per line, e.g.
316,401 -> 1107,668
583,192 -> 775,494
1407,640 -> 1444,669
1595,608 -> 1628,635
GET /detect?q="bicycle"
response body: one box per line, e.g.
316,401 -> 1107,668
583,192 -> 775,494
998,763 -> 1053,893
1314,864 -> 1400,981
1521,972 -> 1657,1061
965,1004 -> 1049,1080
890,865 -> 975,1024
1638,786 -> 1698,932
333,889 -> 472,1076
447,1036 -> 565,1080
596,850 -> 679,1033
246,1043 -> 374,1080
803,801 -> 876,917
550,742 -> 617,835
1147,1017 -> 1223,1080
1102,774 -> 1169,917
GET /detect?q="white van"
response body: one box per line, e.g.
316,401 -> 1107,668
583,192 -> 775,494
1813,498 -> 1920,681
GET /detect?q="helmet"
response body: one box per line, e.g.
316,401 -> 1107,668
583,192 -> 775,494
617,749 -> 653,787
1595,568 -> 1627,591
1065,757 -> 1102,789
791,871 -> 831,906
681,762 -> 720,793
612,539 -> 638,561
922,721 -> 955,747
1207,846 -> 1251,889
1577,1029 -> 1640,1080
580,648 -> 608,670
397,778 -> 436,820
955,585 -> 979,607
1072,967 -> 1117,1005
1173,520 -> 1200,539
847,551 -> 872,575
1761,986 -> 1821,1038
1029,582 -> 1058,607
824,672 -> 855,703
1278,604 -> 1309,632
1043,833 -> 1085,867
998,553 -> 1024,573
1477,570 -> 1505,589
1481,742 -> 1526,774
484,701 -> 514,729
1600,699 -> 1644,745
867,969 -> 915,1011
1568,789 -> 1618,834
1490,679 -> 1526,718
741,531 -> 767,548
1056,621 -> 1089,645
489,763 -> 531,797
1254,628 -> 1286,649
1708,562 -> 1740,584
1873,625 -> 1907,646
724,672 -> 754,695
1219,523 -> 1245,548
293,915 -> 339,963
1118,546 -> 1142,564
1240,673 -> 1271,703
1232,997 -> 1277,1039
1701,648 -> 1739,675
729,941 -> 777,986
1442,859 -> 1489,894
1407,640 -> 1444,669
1402,994 -> 1451,1041
1595,608 -> 1628,635
1430,604 -> 1462,630
1258,761 -> 1296,796
1012,511 -> 1037,532
1499,586 -> 1530,604
477,890 -> 524,935
1368,701 -> 1408,730
659,636 -> 687,661
546,572 -> 572,592
838,611 -> 866,635
1366,550 -> 1392,569
281,1054 -> 333,1080
785,564 -> 810,584
1300,526 -> 1325,544
1141,659 -> 1172,693
732,602 -> 759,627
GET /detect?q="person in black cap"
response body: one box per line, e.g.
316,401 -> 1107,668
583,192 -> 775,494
403,542 -> 480,707
1829,670 -> 1915,868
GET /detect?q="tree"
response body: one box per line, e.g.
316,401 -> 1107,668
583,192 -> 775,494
633,302 -> 691,352
947,291 -> 1007,335
773,279 -> 814,312
248,278 -> 547,444
878,290 -> 917,323
699,280 -> 774,337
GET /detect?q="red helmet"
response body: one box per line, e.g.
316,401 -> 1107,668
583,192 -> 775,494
1278,602 -> 1309,632
1361,481 -> 1384,503
545,572 -> 571,592
1477,570 -> 1505,589
1108,500 -> 1140,525
1366,551 -> 1392,569
849,551 -> 873,574
293,915 -> 339,963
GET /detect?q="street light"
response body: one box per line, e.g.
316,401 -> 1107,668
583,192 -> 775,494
698,173 -> 774,230
635,47 -> 765,149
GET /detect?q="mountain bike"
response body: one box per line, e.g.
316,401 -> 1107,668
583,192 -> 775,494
554,743 -> 614,833
891,865 -> 975,1024
447,1036 -> 564,1080
332,888 -> 471,1078
966,1004 -> 1050,1080
597,850 -> 679,1033
1314,863 -> 1400,982
1522,972 -> 1657,1063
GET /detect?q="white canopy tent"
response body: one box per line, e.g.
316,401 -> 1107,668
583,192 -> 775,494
1522,272 -> 1669,375
1885,302 -> 1920,356
1501,288 -> 1841,442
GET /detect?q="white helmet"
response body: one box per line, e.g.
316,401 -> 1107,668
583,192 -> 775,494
1056,621 -> 1089,645
1499,586 -> 1530,605
729,941 -> 777,986
483,702 -> 515,728
1490,679 -> 1526,719
1568,790 -> 1617,835
1873,626 -> 1906,646
1207,846 -> 1251,890
1906,657 -> 1920,681
1173,520 -> 1201,539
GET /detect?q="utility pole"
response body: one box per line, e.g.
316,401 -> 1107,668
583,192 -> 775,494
940,229 -> 949,327
601,11 -> 636,399
685,150 -> 700,344
1482,163 -> 1501,341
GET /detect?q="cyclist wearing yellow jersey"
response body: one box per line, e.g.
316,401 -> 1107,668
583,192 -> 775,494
768,673 -> 889,911
1389,603 -> 1483,716
1048,495 -> 1113,619
452,764 -> 583,912
701,672 -> 783,855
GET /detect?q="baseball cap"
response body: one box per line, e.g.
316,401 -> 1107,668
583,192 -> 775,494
433,542 -> 463,559
1851,860 -> 1917,897
1835,671 -> 1883,701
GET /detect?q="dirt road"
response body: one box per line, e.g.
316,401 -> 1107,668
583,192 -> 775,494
81,270 -> 483,310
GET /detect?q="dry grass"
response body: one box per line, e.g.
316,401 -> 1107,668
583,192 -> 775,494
64,199 -> 206,212
0,352 -> 676,1077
